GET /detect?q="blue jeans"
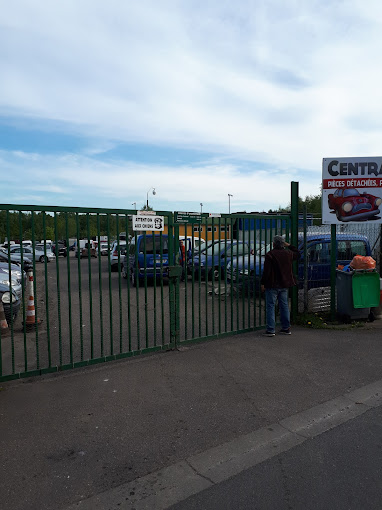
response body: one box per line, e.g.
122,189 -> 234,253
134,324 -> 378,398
265,288 -> 290,333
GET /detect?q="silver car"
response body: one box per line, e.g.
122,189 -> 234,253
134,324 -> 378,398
0,264 -> 25,300
10,244 -> 55,263
110,240 -> 127,271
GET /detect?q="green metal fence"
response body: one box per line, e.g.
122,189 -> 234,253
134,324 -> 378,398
0,204 -> 294,382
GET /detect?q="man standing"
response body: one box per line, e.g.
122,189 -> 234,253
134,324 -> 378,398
260,235 -> 300,337
179,240 -> 186,281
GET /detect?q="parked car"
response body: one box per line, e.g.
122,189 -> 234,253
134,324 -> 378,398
122,235 -> 169,285
188,240 -> 251,280
0,263 -> 25,301
10,244 -> 55,263
52,241 -> 67,257
0,279 -> 20,325
75,241 -> 98,259
328,188 -> 382,221
0,248 -> 33,272
110,240 -> 127,271
226,233 -> 372,294
100,242 -> 109,256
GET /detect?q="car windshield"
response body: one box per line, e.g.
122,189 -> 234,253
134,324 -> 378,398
205,242 -> 232,255
344,189 -> 360,197
138,238 -> 168,254
255,243 -> 271,255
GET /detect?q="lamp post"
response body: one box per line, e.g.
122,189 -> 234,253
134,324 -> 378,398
200,203 -> 203,214
228,194 -> 233,214
132,202 -> 136,209
146,187 -> 156,209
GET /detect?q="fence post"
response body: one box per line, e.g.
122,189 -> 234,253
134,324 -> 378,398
290,181 -> 299,321
330,223 -> 337,321
168,217 -> 180,348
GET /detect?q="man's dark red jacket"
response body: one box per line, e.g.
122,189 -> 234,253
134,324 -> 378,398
260,245 -> 300,289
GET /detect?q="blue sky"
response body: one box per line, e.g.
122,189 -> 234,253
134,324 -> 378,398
1,0 -> 382,214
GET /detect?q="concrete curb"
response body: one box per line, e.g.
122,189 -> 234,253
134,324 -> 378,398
64,378 -> 382,510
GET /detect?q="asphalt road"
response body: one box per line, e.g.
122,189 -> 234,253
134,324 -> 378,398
170,406 -> 382,510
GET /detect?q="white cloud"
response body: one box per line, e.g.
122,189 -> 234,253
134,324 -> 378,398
0,0 -> 381,209
0,150 -> 317,212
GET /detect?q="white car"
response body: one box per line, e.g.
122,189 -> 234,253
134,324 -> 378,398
100,242 -> 110,256
110,240 -> 127,271
10,244 -> 56,263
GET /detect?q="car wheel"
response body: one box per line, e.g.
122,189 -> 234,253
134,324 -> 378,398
39,255 -> 45,263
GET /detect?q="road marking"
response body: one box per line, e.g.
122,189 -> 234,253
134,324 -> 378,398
64,379 -> 382,510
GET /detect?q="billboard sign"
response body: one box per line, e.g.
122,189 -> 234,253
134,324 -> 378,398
322,157 -> 382,224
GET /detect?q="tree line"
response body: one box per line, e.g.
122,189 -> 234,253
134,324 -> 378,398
0,211 -> 132,244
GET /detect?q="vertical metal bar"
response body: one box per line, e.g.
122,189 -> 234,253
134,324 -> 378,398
168,213 -> 178,348
259,219 -> 263,326
224,217 -> 228,333
198,216 -> 202,338
18,212 -> 27,371
236,229 -> 240,331
116,215 -> 123,353
134,229 -> 140,350
253,217 -> 258,328
303,206 -> 308,312
54,213 -> 63,366
65,213 -> 73,364
159,229 -> 165,346
86,214 -> 94,359
191,225 -> 195,339
125,214 -> 132,352
247,217 -> 251,329
107,214 -> 113,355
152,230 -> 157,347
76,213 -> 84,361
331,223 -> 337,321
5,210 -> 14,373
205,216 -> 209,336
183,229 -> 188,341
143,231 -> 149,349
30,211 -> 39,369
211,218 -> 215,335
97,214 -> 104,357
42,212 -> 51,367
230,221 -> 234,331
218,217 -> 222,334
241,217 -> 246,330
290,181 -> 299,321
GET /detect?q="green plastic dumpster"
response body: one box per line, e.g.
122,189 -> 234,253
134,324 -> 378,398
336,270 -> 380,321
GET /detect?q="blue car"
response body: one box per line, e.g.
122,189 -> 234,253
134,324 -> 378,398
122,234 -> 171,286
226,233 -> 372,293
188,240 -> 251,280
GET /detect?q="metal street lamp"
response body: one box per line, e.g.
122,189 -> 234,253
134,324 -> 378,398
200,203 -> 203,214
146,187 -> 156,208
132,202 -> 137,209
228,194 -> 233,214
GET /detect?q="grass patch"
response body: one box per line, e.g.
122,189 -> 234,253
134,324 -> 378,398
294,312 -> 366,329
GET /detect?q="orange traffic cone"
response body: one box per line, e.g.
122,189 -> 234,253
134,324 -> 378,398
0,300 -> 9,337
24,270 -> 42,329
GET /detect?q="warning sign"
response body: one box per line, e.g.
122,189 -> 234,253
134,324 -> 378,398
132,215 -> 164,231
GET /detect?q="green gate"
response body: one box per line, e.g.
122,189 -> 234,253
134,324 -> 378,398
0,194 -> 297,381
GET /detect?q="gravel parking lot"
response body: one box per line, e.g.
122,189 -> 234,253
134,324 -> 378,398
1,253 -> 265,378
